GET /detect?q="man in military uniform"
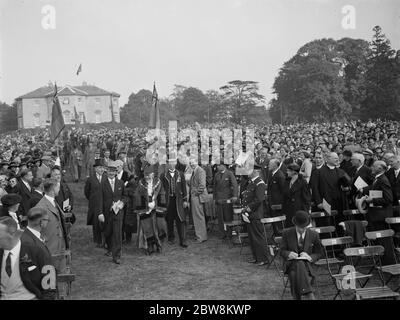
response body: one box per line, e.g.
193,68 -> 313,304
241,164 -> 269,266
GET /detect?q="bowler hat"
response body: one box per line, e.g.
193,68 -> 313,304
1,193 -> 22,207
292,210 -> 311,228
287,163 -> 300,173
93,158 -> 105,167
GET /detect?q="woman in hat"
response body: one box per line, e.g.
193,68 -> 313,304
283,164 -> 311,228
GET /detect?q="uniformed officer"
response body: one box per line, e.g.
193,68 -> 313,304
213,164 -> 238,239
241,164 -> 269,266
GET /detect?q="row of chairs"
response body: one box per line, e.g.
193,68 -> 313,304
273,227 -> 400,300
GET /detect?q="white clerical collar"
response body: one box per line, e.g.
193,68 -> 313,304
317,164 -> 324,169
27,226 -> 42,241
4,240 -> 21,257
327,164 -> 335,169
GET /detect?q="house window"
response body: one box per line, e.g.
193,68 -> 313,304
63,98 -> 70,105
33,113 -> 40,127
34,100 -> 40,107
78,97 -> 82,102
63,110 -> 71,124
94,110 -> 102,124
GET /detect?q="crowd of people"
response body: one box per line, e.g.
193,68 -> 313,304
1,119 -> 400,299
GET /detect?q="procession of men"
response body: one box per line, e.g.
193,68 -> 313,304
1,119 -> 400,300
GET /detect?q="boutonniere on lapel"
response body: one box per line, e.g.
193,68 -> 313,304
20,253 -> 33,266
177,175 -> 181,183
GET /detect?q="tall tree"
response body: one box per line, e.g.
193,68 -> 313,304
219,80 -> 266,124
0,102 -> 17,133
175,87 -> 209,124
363,26 -> 400,120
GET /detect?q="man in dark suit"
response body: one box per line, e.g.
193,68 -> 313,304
50,167 -> 75,225
241,164 -> 268,266
15,169 -> 33,219
340,149 -> 354,177
266,158 -> 286,218
386,155 -> 400,206
312,152 -> 351,224
0,216 -> 56,300
84,159 -> 105,247
213,164 -> 238,239
99,161 -> 126,264
280,210 -> 323,300
362,160 -> 395,265
256,148 -> 270,183
29,178 -> 44,209
160,157 -> 189,248
350,153 -> 373,207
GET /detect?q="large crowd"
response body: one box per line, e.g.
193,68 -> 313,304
1,119 -> 400,300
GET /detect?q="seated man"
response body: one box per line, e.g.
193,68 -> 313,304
280,210 -> 322,300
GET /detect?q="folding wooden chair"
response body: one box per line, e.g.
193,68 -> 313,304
386,217 -> 400,255
260,215 -> 286,265
343,209 -> 366,221
343,246 -> 400,300
52,250 -> 75,299
310,226 -> 336,239
310,210 -> 338,231
272,236 -> 290,299
317,236 -> 353,272
223,220 -> 245,248
365,229 -> 400,292
393,206 -> 400,217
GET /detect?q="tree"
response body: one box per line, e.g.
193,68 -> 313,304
271,38 -> 367,123
219,80 -> 266,124
175,87 -> 209,124
362,26 -> 400,120
0,102 -> 17,133
120,89 -> 176,127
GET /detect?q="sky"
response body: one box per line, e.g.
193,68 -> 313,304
0,0 -> 399,106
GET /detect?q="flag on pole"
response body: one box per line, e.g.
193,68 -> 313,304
50,83 -> 65,142
73,106 -> 80,124
148,82 -> 160,129
76,63 -> 82,76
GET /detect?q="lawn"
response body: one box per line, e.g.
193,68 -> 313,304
67,181 -> 388,300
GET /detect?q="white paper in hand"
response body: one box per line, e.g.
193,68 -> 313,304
322,198 -> 331,215
63,198 -> 70,211
369,190 -> 383,199
354,176 -> 368,190
241,213 -> 250,223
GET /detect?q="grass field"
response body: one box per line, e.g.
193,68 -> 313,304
67,181 -> 390,300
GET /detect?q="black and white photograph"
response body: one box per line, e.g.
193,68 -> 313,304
1,0 -> 400,306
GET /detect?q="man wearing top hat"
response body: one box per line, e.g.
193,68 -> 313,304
280,210 -> 322,300
241,163 -> 269,266
84,158 -> 106,247
160,155 -> 189,248
100,161 -> 126,264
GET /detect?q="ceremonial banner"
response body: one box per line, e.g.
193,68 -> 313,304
50,83 -> 65,142
149,82 -> 160,129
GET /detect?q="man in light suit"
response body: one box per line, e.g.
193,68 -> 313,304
189,157 -> 208,243
34,178 -> 68,274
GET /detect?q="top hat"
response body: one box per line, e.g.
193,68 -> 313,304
292,210 -> 311,228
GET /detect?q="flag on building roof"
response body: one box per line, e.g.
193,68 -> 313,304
76,63 -> 82,76
148,82 -> 160,129
50,83 -> 65,142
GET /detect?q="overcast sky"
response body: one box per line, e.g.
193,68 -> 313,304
0,0 -> 399,106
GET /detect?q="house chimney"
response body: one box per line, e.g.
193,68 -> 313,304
82,81 -> 87,86
47,81 -> 53,88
